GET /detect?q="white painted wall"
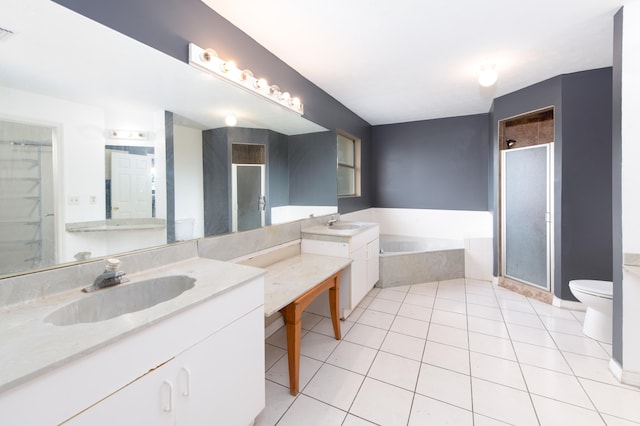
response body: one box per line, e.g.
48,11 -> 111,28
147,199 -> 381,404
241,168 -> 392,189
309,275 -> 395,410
342,208 -> 493,239
621,1 -> 640,380
0,87 -> 167,264
271,205 -> 338,224
173,124 -> 204,239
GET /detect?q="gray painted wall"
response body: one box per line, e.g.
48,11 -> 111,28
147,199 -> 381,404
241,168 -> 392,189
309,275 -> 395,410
202,128 -> 231,236
202,127 -> 335,234
371,114 -> 490,210
559,69 -> 613,300
164,111 -> 176,242
612,7 -> 623,365
490,68 -> 613,302
289,132 -> 338,207
490,76 -> 563,286
268,131 -> 290,212
53,0 -> 374,215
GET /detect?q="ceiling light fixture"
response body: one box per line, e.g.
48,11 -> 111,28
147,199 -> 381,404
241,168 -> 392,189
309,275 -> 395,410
478,63 -> 498,87
189,43 -> 304,115
225,114 -> 237,126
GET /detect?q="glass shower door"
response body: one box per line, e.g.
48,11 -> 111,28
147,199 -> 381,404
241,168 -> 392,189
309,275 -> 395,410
232,164 -> 265,232
502,144 -> 552,290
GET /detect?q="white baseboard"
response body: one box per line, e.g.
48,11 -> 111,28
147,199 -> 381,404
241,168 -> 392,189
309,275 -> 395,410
264,316 -> 284,339
609,358 -> 640,388
552,296 -> 586,311
492,276 -> 499,285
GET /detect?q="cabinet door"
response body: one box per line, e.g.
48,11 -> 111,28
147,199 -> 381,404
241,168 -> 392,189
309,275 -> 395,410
367,238 -> 380,288
176,307 -> 265,426
63,359 -> 176,426
349,246 -> 368,310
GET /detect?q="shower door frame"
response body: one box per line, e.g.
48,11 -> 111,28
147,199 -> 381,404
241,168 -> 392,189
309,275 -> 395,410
500,142 -> 554,292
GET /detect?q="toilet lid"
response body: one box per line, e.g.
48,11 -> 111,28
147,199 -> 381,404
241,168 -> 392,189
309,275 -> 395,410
570,280 -> 613,298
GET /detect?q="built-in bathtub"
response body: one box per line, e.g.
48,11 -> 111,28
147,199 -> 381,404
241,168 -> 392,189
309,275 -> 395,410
378,234 -> 465,288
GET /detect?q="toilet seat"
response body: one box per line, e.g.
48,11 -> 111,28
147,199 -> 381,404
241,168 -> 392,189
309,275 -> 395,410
569,280 -> 613,299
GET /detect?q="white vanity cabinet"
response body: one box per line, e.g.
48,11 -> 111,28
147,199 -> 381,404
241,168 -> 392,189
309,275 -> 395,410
65,308 -> 264,426
301,223 -> 379,318
0,270 -> 265,426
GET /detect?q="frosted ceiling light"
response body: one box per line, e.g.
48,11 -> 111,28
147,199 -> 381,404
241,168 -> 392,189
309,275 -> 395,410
225,114 -> 237,126
478,63 -> 498,87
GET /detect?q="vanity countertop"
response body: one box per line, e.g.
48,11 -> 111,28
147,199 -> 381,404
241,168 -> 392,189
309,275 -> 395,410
263,254 -> 352,316
301,221 -> 379,242
65,218 -> 166,232
0,257 -> 265,393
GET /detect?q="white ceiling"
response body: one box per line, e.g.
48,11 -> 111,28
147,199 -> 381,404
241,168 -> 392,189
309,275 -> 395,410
202,0 -> 625,125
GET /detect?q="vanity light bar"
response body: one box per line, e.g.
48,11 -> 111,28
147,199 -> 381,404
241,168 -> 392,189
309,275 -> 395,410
108,129 -> 149,140
188,43 -> 303,115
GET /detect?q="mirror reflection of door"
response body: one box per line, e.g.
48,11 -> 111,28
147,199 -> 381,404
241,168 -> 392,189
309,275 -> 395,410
231,144 -> 266,232
105,146 -> 155,219
110,151 -> 153,219
0,119 -> 56,275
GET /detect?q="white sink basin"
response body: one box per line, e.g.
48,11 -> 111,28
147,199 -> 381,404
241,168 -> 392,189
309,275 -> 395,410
326,223 -> 360,230
45,275 -> 196,326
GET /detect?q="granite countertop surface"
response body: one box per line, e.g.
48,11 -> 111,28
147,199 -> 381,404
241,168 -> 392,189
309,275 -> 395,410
0,257 -> 265,393
263,254 -> 352,316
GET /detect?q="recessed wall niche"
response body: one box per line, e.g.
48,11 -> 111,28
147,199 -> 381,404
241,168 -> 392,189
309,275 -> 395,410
499,107 -> 554,150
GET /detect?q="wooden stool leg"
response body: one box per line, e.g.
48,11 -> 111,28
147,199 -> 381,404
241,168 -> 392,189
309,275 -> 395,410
280,305 -> 302,396
328,276 -> 341,340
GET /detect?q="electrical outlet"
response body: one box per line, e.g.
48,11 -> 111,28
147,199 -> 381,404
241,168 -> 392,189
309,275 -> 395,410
89,195 -> 97,205
68,196 -> 80,205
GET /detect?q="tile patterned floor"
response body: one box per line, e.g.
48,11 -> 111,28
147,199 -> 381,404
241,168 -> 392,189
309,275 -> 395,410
257,279 -> 640,426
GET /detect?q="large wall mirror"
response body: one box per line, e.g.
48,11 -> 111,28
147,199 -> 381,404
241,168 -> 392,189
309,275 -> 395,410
0,0 -> 337,277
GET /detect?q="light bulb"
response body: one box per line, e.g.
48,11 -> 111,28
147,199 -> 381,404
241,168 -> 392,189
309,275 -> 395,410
255,78 -> 268,89
201,48 -> 217,62
221,60 -> 237,73
279,91 -> 291,102
269,85 -> 280,96
241,69 -> 253,81
291,97 -> 302,109
225,114 -> 237,126
478,63 -> 497,87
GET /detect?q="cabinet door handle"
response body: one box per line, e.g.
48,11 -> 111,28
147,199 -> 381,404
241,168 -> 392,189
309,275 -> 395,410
162,380 -> 174,412
181,367 -> 191,397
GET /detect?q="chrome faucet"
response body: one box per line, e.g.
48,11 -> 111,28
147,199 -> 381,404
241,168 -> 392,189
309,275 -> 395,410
325,217 -> 338,226
82,258 -> 128,292
82,271 -> 128,292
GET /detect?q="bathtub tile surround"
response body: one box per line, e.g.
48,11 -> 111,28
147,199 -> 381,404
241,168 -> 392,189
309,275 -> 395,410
259,279 -> 640,425
342,208 -> 493,282
379,235 -> 464,287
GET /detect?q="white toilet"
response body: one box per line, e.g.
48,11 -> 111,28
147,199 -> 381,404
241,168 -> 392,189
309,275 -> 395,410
568,279 -> 613,343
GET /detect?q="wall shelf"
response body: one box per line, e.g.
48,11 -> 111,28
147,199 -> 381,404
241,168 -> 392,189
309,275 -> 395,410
65,218 -> 166,232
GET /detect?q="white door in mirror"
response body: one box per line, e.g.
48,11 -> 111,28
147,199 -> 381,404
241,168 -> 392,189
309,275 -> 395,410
111,151 -> 152,218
